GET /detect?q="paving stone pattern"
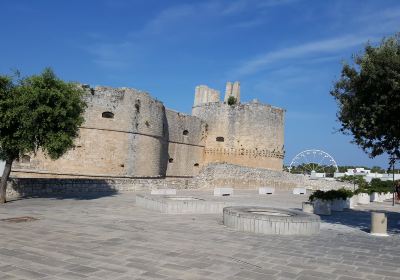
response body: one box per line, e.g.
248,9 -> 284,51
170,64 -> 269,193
0,191 -> 400,279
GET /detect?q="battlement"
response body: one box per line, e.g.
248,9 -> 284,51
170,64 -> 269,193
191,82 -> 285,170
193,85 -> 220,107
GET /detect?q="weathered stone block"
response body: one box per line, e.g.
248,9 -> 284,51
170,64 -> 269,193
151,189 -> 176,195
344,195 -> 358,209
357,193 -> 370,205
302,202 -> 314,213
293,188 -> 306,195
259,187 -> 275,195
214,187 -> 233,196
330,199 -> 345,211
313,199 -> 331,215
370,192 -> 383,202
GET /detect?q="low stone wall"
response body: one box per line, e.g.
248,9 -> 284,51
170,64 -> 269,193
192,163 -> 351,190
136,194 -> 233,214
6,177 -> 195,200
6,163 -> 352,199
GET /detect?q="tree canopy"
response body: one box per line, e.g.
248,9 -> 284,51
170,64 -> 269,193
330,34 -> 400,166
0,68 -> 86,203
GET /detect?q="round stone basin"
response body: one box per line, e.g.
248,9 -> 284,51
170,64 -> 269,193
165,196 -> 202,201
248,210 -> 292,217
135,194 -> 228,214
223,206 -> 320,235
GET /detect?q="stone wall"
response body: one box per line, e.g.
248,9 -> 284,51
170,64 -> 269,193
7,163 -> 352,199
165,109 -> 206,176
192,163 -> 352,191
193,85 -> 220,107
192,101 -> 285,170
224,81 -> 240,103
6,177 -> 195,200
11,82 -> 288,179
12,86 -> 169,178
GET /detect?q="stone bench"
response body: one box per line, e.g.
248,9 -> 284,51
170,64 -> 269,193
259,187 -> 275,195
214,187 -> 233,196
293,188 -> 306,195
151,189 -> 176,195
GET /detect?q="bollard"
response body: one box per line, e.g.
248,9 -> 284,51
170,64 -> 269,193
370,211 -> 388,236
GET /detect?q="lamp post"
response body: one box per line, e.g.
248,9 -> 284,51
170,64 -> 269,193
392,160 -> 395,206
392,156 -> 397,207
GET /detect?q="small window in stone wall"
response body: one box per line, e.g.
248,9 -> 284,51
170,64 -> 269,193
183,130 -> 189,136
169,158 -> 174,163
21,155 -> 30,163
216,136 -> 224,142
102,111 -> 114,119
194,163 -> 199,167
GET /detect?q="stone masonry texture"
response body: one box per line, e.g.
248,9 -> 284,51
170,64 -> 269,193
11,82 -> 285,179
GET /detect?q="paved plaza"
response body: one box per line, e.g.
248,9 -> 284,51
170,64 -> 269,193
1,190 -> 400,280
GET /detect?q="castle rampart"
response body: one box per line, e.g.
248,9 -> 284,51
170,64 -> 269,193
13,86 -> 169,178
192,86 -> 285,170
11,81 -> 285,179
164,109 -> 206,177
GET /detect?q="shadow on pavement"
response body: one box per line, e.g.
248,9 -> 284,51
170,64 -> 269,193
319,207 -> 400,234
8,178 -> 118,201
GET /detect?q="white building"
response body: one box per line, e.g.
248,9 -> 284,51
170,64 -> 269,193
334,167 -> 400,182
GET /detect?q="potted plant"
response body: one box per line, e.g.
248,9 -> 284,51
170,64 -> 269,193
309,188 -> 354,214
354,188 -> 370,205
309,190 -> 331,215
335,188 -> 355,209
327,189 -> 353,211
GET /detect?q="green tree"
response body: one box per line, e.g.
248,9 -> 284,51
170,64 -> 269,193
330,34 -> 400,168
0,69 -> 86,203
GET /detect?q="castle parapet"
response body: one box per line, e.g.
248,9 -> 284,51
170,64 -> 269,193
224,81 -> 240,103
193,85 -> 220,107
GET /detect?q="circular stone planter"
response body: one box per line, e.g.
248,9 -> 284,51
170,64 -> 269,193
136,194 -> 232,214
223,207 -> 320,235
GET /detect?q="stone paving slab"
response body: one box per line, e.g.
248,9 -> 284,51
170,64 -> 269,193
0,190 -> 400,279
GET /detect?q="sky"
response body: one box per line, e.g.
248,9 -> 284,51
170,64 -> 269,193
1,0 -> 399,169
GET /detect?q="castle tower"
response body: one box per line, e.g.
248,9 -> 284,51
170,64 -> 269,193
193,85 -> 220,107
224,81 -> 240,103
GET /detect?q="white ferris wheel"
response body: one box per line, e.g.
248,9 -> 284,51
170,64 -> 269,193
288,149 -> 338,174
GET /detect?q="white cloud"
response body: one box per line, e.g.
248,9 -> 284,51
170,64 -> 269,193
231,18 -> 265,28
222,0 -> 301,15
85,41 -> 135,69
232,34 -> 375,76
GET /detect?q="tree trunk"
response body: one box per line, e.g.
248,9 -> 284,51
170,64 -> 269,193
0,159 -> 13,204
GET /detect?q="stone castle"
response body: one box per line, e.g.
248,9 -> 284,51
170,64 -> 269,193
11,82 -> 285,179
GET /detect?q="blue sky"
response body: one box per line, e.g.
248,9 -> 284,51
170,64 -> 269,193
1,0 -> 399,168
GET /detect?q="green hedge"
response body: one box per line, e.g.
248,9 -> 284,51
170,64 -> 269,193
355,178 -> 394,194
309,188 -> 353,202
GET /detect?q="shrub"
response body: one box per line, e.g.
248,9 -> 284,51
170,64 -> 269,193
309,188 -> 353,202
227,96 -> 237,105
